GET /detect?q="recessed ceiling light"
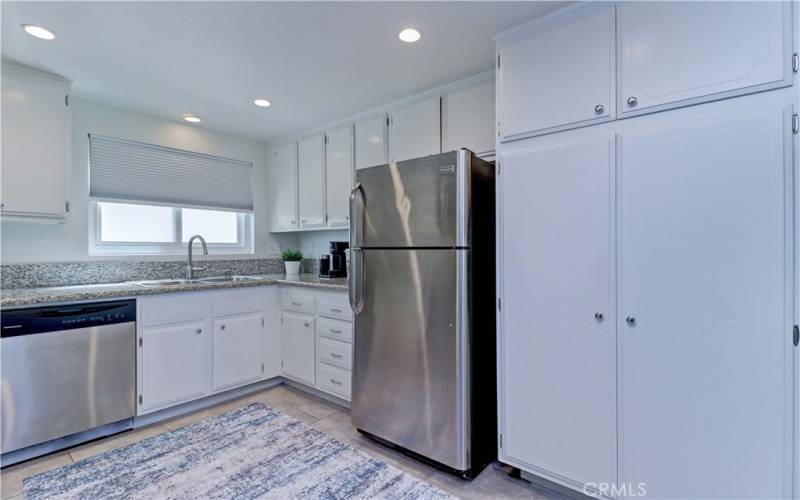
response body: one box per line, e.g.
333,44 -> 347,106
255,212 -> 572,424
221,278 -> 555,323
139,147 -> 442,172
254,98 -> 272,108
398,28 -> 421,43
22,24 -> 56,40
182,115 -> 203,123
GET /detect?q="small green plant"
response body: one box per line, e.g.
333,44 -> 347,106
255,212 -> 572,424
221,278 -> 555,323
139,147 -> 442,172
281,249 -> 303,262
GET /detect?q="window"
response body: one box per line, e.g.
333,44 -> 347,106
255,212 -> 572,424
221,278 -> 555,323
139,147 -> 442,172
91,201 -> 252,255
88,134 -> 254,256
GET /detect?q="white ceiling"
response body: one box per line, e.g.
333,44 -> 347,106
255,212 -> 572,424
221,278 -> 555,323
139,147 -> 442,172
1,1 -> 566,141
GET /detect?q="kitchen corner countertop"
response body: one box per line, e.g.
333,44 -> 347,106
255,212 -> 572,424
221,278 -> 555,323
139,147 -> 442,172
0,274 -> 348,308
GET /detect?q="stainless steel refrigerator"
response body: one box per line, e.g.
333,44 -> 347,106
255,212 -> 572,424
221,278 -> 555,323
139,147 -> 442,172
348,149 -> 496,479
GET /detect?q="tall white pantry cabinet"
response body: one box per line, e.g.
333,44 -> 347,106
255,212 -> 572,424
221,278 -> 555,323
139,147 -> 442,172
496,2 -> 798,499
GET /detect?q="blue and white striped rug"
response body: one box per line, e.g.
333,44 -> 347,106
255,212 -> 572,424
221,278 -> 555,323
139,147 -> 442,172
22,402 -> 454,499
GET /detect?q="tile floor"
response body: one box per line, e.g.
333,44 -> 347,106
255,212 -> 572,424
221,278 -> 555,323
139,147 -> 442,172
0,384 -> 571,500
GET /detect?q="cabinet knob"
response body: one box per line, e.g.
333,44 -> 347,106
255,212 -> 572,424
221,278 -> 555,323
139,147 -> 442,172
625,316 -> 636,326
626,96 -> 638,107
594,104 -> 605,114
594,312 -> 604,321
195,328 -> 202,334
220,324 -> 226,331
345,216 -> 350,221
304,322 -> 310,327
290,219 -> 296,224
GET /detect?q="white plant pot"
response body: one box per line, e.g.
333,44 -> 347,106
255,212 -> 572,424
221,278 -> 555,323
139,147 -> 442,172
284,261 -> 301,275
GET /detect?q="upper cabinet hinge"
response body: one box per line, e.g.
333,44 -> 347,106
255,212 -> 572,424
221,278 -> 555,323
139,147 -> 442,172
497,297 -> 502,311
261,363 -> 265,373
499,433 -> 503,448
65,94 -> 69,106
497,54 -> 500,69
138,395 -> 143,405
261,318 -> 265,327
65,201 -> 70,213
793,114 -> 799,134
793,325 -> 798,346
496,162 -> 500,175
386,116 -> 390,127
793,53 -> 798,73
324,135 -> 329,145
138,337 -> 142,347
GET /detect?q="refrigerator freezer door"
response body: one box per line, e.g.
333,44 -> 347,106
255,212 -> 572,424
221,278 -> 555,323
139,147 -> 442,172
351,248 -> 469,470
352,151 -> 471,248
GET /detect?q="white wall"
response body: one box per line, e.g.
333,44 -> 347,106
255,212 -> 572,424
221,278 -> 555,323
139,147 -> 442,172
297,230 -> 348,261
1,97 -> 287,263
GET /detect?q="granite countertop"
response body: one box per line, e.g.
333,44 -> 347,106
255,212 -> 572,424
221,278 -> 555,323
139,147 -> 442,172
0,273 -> 348,308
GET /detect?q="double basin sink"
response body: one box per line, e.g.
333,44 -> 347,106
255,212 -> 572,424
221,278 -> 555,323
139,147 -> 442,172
129,275 -> 264,288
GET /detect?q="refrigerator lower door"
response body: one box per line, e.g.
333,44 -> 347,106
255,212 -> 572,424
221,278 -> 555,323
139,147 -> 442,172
351,248 -> 470,471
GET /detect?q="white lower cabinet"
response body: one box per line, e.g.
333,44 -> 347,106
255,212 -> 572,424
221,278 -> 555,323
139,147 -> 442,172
280,287 -> 353,401
139,320 -> 211,412
213,312 -> 263,391
499,98 -> 795,498
281,312 -> 316,385
137,287 -> 280,415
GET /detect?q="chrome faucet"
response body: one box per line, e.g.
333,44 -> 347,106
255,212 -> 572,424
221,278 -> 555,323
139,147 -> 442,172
186,235 -> 208,279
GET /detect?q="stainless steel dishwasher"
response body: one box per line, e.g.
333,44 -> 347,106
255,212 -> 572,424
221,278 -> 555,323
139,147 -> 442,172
1,300 -> 136,456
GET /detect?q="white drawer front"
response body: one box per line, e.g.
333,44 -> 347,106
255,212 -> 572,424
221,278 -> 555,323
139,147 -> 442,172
317,318 -> 353,343
317,362 -> 351,400
139,294 -> 209,327
317,297 -> 352,321
212,289 -> 262,317
317,337 -> 352,369
281,292 -> 315,314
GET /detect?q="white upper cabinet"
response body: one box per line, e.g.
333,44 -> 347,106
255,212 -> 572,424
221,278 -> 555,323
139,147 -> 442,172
297,133 -> 326,228
442,78 -> 496,156
500,134 -> 615,489
1,63 -> 71,221
618,104 -> 792,498
355,114 -> 387,170
270,141 -> 298,230
324,124 -> 353,227
388,96 -> 441,163
617,1 -> 793,117
496,3 -> 615,141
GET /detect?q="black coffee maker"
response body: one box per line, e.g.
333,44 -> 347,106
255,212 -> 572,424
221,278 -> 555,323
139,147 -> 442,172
319,241 -> 349,278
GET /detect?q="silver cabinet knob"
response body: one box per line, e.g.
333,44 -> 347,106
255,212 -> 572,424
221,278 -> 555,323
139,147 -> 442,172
626,316 -> 636,326
304,322 -> 310,327
594,312 -> 604,321
626,96 -> 638,107
220,324 -> 226,331
290,219 -> 296,224
195,328 -> 202,334
594,104 -> 604,114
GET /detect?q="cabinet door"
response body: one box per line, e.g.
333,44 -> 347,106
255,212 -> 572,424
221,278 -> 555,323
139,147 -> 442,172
388,96 -> 441,163
496,3 -> 614,141
271,141 -> 298,230
262,287 -> 282,378
618,106 -> 792,499
1,65 -> 70,219
213,313 -> 263,391
298,134 -> 325,228
442,78 -> 496,156
140,321 -> 211,412
355,114 -> 387,170
281,312 -> 315,385
617,1 -> 793,117
325,124 -> 353,227
500,135 -> 615,487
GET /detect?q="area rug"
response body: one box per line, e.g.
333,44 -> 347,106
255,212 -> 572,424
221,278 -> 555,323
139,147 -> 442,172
22,402 -> 454,499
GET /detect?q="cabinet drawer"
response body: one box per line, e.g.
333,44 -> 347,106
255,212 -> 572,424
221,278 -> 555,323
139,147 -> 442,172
139,294 -> 209,327
280,292 -> 315,314
317,317 -> 352,343
317,337 -> 352,369
317,297 -> 352,321
212,289 -> 262,317
317,362 -> 351,400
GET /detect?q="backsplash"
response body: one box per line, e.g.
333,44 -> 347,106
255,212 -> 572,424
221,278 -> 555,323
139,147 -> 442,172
1,258 -> 320,288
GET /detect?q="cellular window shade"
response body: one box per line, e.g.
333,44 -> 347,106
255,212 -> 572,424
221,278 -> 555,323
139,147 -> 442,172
89,134 -> 253,212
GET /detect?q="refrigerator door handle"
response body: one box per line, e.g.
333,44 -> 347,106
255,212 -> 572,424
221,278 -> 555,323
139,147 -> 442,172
349,182 -> 365,314
349,248 -> 364,314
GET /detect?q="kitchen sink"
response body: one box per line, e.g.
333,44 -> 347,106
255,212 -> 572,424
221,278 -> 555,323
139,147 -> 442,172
128,278 -> 206,287
198,275 -> 264,283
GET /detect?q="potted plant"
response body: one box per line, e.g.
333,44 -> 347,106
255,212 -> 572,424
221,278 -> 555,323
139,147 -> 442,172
282,249 -> 303,275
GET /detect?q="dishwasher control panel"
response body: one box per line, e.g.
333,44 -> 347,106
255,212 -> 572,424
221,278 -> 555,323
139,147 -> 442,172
1,300 -> 136,337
